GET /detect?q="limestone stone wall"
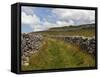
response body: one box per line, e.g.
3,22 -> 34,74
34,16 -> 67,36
21,33 -> 43,66
51,36 -> 95,55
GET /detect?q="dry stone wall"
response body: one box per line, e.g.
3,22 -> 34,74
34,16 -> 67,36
51,36 -> 95,55
21,33 -> 43,66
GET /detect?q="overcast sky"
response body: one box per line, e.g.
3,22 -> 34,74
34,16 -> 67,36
21,6 -> 95,33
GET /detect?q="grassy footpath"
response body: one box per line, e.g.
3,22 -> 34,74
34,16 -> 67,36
22,37 -> 95,71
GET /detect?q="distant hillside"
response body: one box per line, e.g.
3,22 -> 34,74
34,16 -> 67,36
30,23 -> 95,37
48,23 -> 95,31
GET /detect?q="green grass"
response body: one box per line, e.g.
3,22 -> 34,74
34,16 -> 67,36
22,37 -> 95,71
34,28 -> 95,37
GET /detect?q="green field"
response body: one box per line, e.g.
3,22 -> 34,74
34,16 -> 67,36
22,24 -> 95,71
32,26 -> 95,37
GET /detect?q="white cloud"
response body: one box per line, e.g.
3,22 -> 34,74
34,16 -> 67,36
22,11 -> 54,32
56,20 -> 74,26
52,9 -> 95,25
22,11 -> 42,31
22,12 -> 40,25
22,6 -> 35,15
22,6 -> 45,32
43,21 -> 55,28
